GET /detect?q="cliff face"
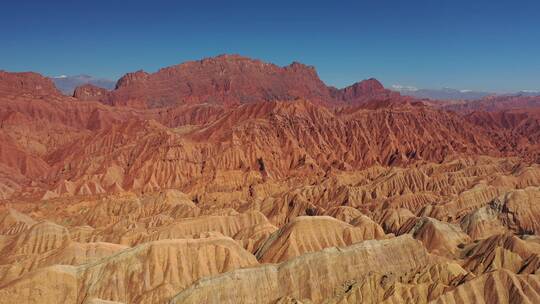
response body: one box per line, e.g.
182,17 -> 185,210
71,55 -> 404,108
0,71 -> 61,97
101,55 -> 334,107
72,84 -> 111,103
1,56 -> 540,303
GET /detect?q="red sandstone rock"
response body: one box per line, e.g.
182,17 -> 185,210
0,55 -> 540,304
0,71 -> 61,97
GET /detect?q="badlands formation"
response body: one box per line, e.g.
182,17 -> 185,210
0,55 -> 539,303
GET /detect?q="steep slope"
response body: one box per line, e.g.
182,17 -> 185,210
0,237 -> 258,304
431,269 -> 540,304
0,71 -> 61,97
75,55 -> 401,108
397,216 -> 471,257
171,235 -> 434,304
39,99 -> 528,198
106,55 -> 333,107
255,216 -> 384,263
73,84 -> 111,103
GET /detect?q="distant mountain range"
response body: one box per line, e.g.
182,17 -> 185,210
50,74 -> 115,95
49,73 -> 539,102
391,85 -> 491,100
515,90 -> 540,97
391,85 -> 540,100
63,54 -> 404,108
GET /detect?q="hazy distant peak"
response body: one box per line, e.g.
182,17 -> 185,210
516,90 -> 540,96
391,84 -> 418,92
50,74 -> 115,95
392,85 -> 491,100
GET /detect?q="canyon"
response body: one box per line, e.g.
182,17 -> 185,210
0,55 -> 539,303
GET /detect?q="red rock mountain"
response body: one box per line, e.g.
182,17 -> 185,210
1,55 -> 540,304
72,83 -> 110,103
75,54 -> 400,108
0,71 -> 61,97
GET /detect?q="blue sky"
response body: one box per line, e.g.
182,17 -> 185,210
1,0 -> 539,92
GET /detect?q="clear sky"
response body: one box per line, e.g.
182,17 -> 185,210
1,0 -> 539,92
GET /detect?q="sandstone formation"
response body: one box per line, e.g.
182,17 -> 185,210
171,235 -> 435,304
0,55 -> 539,303
431,270 -> 540,304
397,216 -> 471,257
76,55 -> 403,108
73,84 -> 111,103
255,216 -> 385,263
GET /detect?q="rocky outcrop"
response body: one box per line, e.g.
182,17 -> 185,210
398,217 -> 471,257
331,78 -> 405,106
431,269 -> 540,304
0,208 -> 36,235
461,233 -> 540,275
0,71 -> 61,96
499,187 -> 540,234
171,235 -> 434,304
255,216 -> 384,263
0,237 -> 258,304
69,55 -> 407,108
106,55 -> 333,107
73,84 -> 110,103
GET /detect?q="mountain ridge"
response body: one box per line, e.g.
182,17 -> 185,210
1,53 -> 540,304
69,54 -> 403,108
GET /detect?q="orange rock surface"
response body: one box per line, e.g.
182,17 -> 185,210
0,55 -> 539,303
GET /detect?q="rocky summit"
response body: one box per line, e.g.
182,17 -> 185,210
0,55 -> 539,304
